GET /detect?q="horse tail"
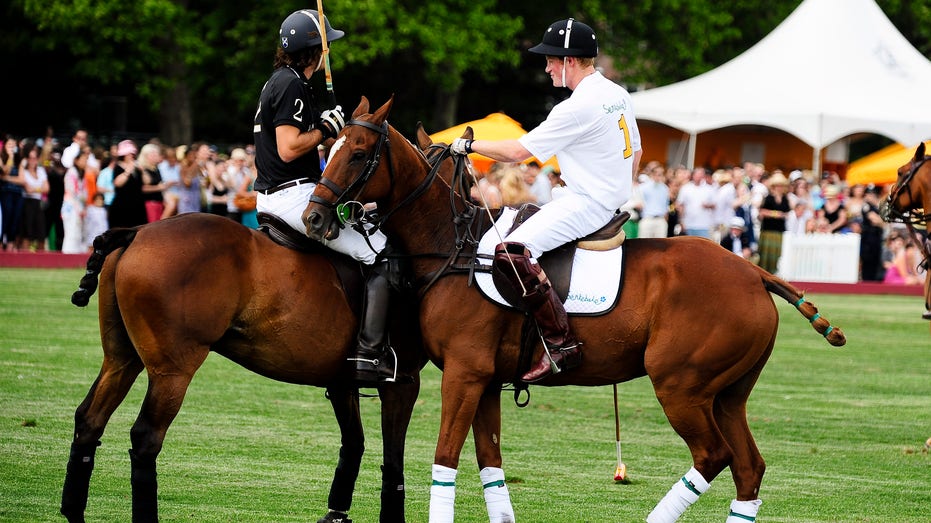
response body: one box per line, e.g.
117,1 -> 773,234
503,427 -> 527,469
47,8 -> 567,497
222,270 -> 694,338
71,228 -> 139,307
755,265 -> 847,347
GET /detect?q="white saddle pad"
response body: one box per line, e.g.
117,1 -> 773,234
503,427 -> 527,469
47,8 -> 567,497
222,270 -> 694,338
473,207 -> 624,315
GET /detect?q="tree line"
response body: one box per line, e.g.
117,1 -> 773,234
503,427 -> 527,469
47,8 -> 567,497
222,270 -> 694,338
4,0 -> 929,146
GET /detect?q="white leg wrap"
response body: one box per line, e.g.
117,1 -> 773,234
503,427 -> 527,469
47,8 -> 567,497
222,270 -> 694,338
647,467 -> 711,523
726,499 -> 762,522
480,466 -> 515,523
429,464 -> 458,523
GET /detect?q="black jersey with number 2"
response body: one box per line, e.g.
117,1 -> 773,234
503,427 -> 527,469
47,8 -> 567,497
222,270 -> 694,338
253,66 -> 323,192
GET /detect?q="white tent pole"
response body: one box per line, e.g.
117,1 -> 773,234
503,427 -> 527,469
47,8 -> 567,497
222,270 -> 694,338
812,147 -> 821,177
688,132 -> 697,170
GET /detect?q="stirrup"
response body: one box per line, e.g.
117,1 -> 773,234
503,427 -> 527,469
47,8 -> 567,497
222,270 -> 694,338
522,342 -> 582,383
347,345 -> 398,386
548,342 -> 582,373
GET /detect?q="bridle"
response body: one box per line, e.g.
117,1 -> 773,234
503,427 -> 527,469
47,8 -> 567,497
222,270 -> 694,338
308,118 -> 393,226
883,153 -> 931,283
308,118 -> 489,294
884,154 -> 931,225
308,118 -> 474,241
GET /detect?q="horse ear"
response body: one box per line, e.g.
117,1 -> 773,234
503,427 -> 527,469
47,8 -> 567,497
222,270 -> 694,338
917,142 -> 926,159
352,97 -> 370,119
461,126 -> 474,140
372,95 -> 394,125
416,122 -> 433,150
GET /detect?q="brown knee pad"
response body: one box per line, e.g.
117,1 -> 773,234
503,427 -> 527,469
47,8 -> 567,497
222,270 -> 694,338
492,242 -> 549,309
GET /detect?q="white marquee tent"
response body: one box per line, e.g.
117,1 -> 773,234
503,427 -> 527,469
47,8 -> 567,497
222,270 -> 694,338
630,0 -> 931,172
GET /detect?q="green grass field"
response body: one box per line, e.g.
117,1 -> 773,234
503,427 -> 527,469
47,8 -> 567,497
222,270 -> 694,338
1,268 -> 929,522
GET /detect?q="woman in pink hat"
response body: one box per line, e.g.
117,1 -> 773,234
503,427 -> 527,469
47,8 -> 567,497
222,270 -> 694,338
108,140 -> 147,227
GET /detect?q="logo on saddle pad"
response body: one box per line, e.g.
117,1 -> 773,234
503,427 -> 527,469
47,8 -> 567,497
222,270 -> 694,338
474,207 -> 625,316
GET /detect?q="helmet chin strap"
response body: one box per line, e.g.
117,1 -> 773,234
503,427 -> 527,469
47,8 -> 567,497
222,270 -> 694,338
561,57 -> 567,88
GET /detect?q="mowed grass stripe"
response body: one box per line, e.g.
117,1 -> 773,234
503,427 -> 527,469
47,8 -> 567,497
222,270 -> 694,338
1,269 -> 928,521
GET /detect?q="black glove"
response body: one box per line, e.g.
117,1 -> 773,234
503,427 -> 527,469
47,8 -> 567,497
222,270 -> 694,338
318,105 -> 345,140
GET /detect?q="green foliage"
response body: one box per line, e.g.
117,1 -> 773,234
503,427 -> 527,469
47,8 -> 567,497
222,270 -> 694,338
7,1 -> 931,141
19,0 -> 200,107
1,268 -> 930,521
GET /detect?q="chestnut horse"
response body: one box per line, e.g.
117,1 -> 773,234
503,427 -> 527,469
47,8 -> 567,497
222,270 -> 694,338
882,141 -> 931,321
303,97 -> 846,522
61,212 -> 425,523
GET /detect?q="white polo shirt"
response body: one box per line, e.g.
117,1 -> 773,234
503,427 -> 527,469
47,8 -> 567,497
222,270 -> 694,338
519,71 -> 641,211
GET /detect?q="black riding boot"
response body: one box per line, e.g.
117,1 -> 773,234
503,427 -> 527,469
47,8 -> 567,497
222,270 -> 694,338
492,242 -> 582,383
349,263 -> 397,385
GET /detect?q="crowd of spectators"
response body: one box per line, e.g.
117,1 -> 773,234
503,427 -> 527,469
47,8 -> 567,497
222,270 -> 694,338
1,127 -> 924,286
466,158 -> 925,285
0,128 -> 258,255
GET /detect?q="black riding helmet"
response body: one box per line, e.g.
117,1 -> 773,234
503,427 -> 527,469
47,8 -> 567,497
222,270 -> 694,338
279,9 -> 345,53
528,18 -> 598,58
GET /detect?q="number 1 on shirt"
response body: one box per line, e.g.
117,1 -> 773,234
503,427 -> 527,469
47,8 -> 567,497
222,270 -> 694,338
618,115 -> 633,159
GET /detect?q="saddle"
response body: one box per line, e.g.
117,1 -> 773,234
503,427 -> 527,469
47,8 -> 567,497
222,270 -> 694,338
500,204 -> 629,303
257,212 -> 365,316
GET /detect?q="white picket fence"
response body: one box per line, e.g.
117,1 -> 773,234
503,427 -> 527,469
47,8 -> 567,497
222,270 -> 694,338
777,233 -> 861,283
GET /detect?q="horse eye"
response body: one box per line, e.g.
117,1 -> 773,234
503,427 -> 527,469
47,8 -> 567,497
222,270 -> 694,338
351,151 -> 367,162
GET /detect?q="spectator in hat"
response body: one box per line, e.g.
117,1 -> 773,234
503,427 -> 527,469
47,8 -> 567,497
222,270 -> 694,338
757,172 -> 791,274
108,139 -> 147,228
720,216 -> 754,261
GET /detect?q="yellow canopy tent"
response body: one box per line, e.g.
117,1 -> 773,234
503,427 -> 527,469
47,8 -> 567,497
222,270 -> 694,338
846,140 -> 931,186
428,113 -> 558,174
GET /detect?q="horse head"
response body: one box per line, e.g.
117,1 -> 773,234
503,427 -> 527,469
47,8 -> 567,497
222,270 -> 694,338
883,142 -> 930,223
304,96 -> 396,241
304,97 -> 471,247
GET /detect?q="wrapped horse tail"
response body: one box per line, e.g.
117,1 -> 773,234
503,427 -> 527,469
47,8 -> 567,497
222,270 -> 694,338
754,265 -> 846,347
71,228 -> 139,307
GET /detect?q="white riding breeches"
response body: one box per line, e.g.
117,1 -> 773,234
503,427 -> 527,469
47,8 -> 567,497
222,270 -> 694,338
256,181 -> 385,265
503,186 -> 618,258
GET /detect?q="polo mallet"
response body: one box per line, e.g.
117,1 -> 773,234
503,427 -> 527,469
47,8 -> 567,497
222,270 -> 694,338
613,383 -> 628,482
316,0 -> 336,108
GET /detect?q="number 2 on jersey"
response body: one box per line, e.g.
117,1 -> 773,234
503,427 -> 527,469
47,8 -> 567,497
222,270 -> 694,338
618,115 -> 633,159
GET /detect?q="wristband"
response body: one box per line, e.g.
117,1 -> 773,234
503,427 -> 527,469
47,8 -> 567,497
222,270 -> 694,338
465,140 -> 474,154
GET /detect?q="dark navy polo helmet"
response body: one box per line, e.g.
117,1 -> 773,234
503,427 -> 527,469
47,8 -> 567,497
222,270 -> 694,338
279,9 -> 345,53
528,18 -> 598,58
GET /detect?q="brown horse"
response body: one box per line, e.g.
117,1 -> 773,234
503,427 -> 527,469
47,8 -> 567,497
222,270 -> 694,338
61,212 -> 425,523
303,97 -> 847,523
883,141 -> 931,320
